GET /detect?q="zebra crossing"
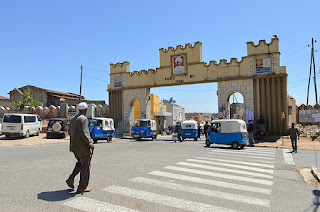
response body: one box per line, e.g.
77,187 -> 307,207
63,147 -> 276,211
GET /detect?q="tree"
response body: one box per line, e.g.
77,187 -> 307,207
12,89 -> 40,109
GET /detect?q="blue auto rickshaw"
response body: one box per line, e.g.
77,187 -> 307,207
206,119 -> 248,149
131,119 -> 157,141
88,117 -> 115,143
181,120 -> 199,141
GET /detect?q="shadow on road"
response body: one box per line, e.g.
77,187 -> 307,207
312,190 -> 320,212
37,189 -> 76,202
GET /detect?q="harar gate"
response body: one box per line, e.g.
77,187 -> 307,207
108,37 -> 288,136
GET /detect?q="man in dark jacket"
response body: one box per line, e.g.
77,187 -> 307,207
289,122 -> 300,153
204,121 -> 210,138
66,102 -> 94,193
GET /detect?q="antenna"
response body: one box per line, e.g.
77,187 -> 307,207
306,38 -> 318,105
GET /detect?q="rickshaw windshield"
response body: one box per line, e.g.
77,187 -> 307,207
137,120 -> 149,127
88,119 -> 97,127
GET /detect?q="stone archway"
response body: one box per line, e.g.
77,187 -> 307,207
218,79 -> 254,122
122,88 -> 151,133
228,92 -> 245,120
108,38 -> 288,135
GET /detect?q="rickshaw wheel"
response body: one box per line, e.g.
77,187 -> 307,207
93,139 -> 97,144
231,141 -> 239,149
194,138 -> 197,141
206,140 -> 211,147
107,137 -> 112,143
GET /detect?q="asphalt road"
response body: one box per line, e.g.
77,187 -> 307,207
0,135 -> 320,212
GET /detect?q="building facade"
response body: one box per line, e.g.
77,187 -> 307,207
163,98 -> 185,127
9,85 -> 85,107
185,112 -> 205,123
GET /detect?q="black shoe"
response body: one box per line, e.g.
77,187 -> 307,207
295,150 -> 297,153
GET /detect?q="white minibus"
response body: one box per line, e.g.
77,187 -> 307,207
2,114 -> 42,138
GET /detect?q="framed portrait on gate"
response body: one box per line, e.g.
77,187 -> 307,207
171,54 -> 187,75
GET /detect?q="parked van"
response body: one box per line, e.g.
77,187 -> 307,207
2,114 -> 42,138
206,119 -> 248,149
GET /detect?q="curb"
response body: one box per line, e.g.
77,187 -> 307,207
311,166 -> 320,182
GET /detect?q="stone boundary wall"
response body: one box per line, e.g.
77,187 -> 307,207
297,104 -> 320,124
0,104 -> 109,120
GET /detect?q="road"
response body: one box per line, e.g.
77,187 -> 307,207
0,135 -> 319,211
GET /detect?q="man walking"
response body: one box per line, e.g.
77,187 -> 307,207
204,121 -> 210,138
66,102 -> 94,193
247,119 -> 254,147
289,122 -> 300,153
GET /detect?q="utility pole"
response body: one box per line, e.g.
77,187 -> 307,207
307,38 -> 318,105
79,65 -> 83,103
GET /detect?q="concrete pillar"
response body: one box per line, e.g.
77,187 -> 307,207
271,78 -> 277,135
266,78 -> 272,135
276,78 -> 282,135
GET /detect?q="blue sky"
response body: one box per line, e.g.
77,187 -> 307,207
1,0 -> 319,113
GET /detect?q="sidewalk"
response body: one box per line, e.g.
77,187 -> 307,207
254,135 -> 320,151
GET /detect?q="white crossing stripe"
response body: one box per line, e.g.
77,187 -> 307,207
189,158 -> 274,174
164,166 -> 273,186
195,157 -> 274,167
130,177 -> 270,207
177,161 -> 273,178
208,152 -> 275,161
63,197 -> 138,212
103,185 -> 242,212
149,171 -> 271,194
211,149 -> 275,157
242,148 -> 276,153
282,149 -> 295,165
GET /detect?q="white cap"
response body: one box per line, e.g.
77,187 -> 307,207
78,102 -> 88,110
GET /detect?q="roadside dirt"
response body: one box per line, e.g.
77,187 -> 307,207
0,133 -> 69,146
297,167 -> 320,187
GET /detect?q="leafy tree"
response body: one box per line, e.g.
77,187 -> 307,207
12,89 -> 40,109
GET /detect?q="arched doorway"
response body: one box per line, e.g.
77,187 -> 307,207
228,92 -> 245,120
129,98 -> 141,130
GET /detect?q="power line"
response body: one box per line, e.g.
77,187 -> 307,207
83,74 -> 110,82
83,66 -> 109,73
154,88 -> 217,92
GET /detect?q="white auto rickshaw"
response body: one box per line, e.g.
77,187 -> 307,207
206,119 -> 248,149
88,117 -> 115,143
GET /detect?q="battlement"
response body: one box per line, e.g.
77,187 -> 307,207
110,61 -> 130,75
246,37 -> 279,56
159,41 -> 202,67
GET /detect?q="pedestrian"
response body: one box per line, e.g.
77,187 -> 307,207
247,119 -> 254,147
66,102 -> 95,193
174,122 -> 182,142
289,122 -> 300,153
204,121 -> 210,138
197,122 -> 201,140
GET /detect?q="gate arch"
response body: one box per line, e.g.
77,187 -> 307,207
108,38 -> 288,135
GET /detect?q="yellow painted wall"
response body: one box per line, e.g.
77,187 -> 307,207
150,94 -> 167,120
134,99 -> 140,120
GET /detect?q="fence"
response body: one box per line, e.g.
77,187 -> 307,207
0,104 -> 109,120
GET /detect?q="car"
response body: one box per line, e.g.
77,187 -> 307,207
0,118 -> 2,135
46,118 -> 69,139
2,114 -> 42,138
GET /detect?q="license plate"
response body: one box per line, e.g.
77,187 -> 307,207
9,126 -> 15,130
186,133 -> 191,135
134,135 -> 139,137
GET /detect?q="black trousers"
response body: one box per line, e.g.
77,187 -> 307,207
69,153 -> 91,189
